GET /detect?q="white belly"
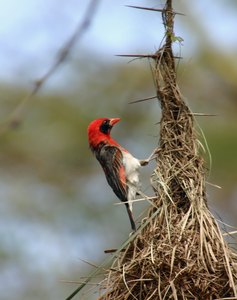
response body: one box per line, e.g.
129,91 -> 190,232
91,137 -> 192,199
122,152 -> 141,211
122,152 -> 141,184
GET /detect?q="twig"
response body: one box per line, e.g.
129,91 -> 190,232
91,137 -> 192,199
0,0 -> 100,134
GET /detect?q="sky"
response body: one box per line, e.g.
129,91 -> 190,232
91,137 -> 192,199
0,0 -> 236,87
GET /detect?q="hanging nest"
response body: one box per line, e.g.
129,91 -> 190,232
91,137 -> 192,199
98,1 -> 237,299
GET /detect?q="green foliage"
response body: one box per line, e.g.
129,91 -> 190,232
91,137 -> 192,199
171,34 -> 184,43
1,53 -> 237,300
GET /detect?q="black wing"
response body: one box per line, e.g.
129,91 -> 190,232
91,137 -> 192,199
96,145 -> 127,202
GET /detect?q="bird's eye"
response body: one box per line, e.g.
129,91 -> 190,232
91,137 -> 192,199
102,119 -> 109,125
100,119 -> 111,134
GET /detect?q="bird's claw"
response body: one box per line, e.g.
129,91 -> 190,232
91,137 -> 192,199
140,148 -> 161,166
140,159 -> 149,166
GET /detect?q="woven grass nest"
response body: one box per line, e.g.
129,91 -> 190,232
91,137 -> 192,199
99,105 -> 237,298
98,76 -> 237,299
98,3 -> 237,300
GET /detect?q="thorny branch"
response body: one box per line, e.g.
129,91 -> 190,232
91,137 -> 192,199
0,0 -> 100,134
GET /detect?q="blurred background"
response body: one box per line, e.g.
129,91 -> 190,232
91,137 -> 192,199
0,0 -> 237,299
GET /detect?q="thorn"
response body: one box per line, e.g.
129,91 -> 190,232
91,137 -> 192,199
125,5 -> 185,16
116,54 -> 155,58
104,248 -> 125,254
129,95 -> 157,104
116,54 -> 182,60
104,249 -> 117,253
189,113 -> 218,117
206,182 -> 222,189
126,5 -> 164,12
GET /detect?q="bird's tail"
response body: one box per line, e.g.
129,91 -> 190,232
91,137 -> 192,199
125,203 -> 136,231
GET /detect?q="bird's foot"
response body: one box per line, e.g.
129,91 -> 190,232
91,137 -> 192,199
139,148 -> 161,166
139,159 -> 149,166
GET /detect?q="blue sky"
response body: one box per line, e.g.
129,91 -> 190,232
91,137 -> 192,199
0,0 -> 236,86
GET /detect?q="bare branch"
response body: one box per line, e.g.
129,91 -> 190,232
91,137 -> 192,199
0,0 -> 100,134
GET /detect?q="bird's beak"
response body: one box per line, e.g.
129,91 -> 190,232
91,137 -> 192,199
110,118 -> 120,126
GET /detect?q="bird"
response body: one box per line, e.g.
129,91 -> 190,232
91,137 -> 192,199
87,117 -> 156,231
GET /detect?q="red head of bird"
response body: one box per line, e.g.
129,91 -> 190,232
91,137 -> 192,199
87,118 -> 121,151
